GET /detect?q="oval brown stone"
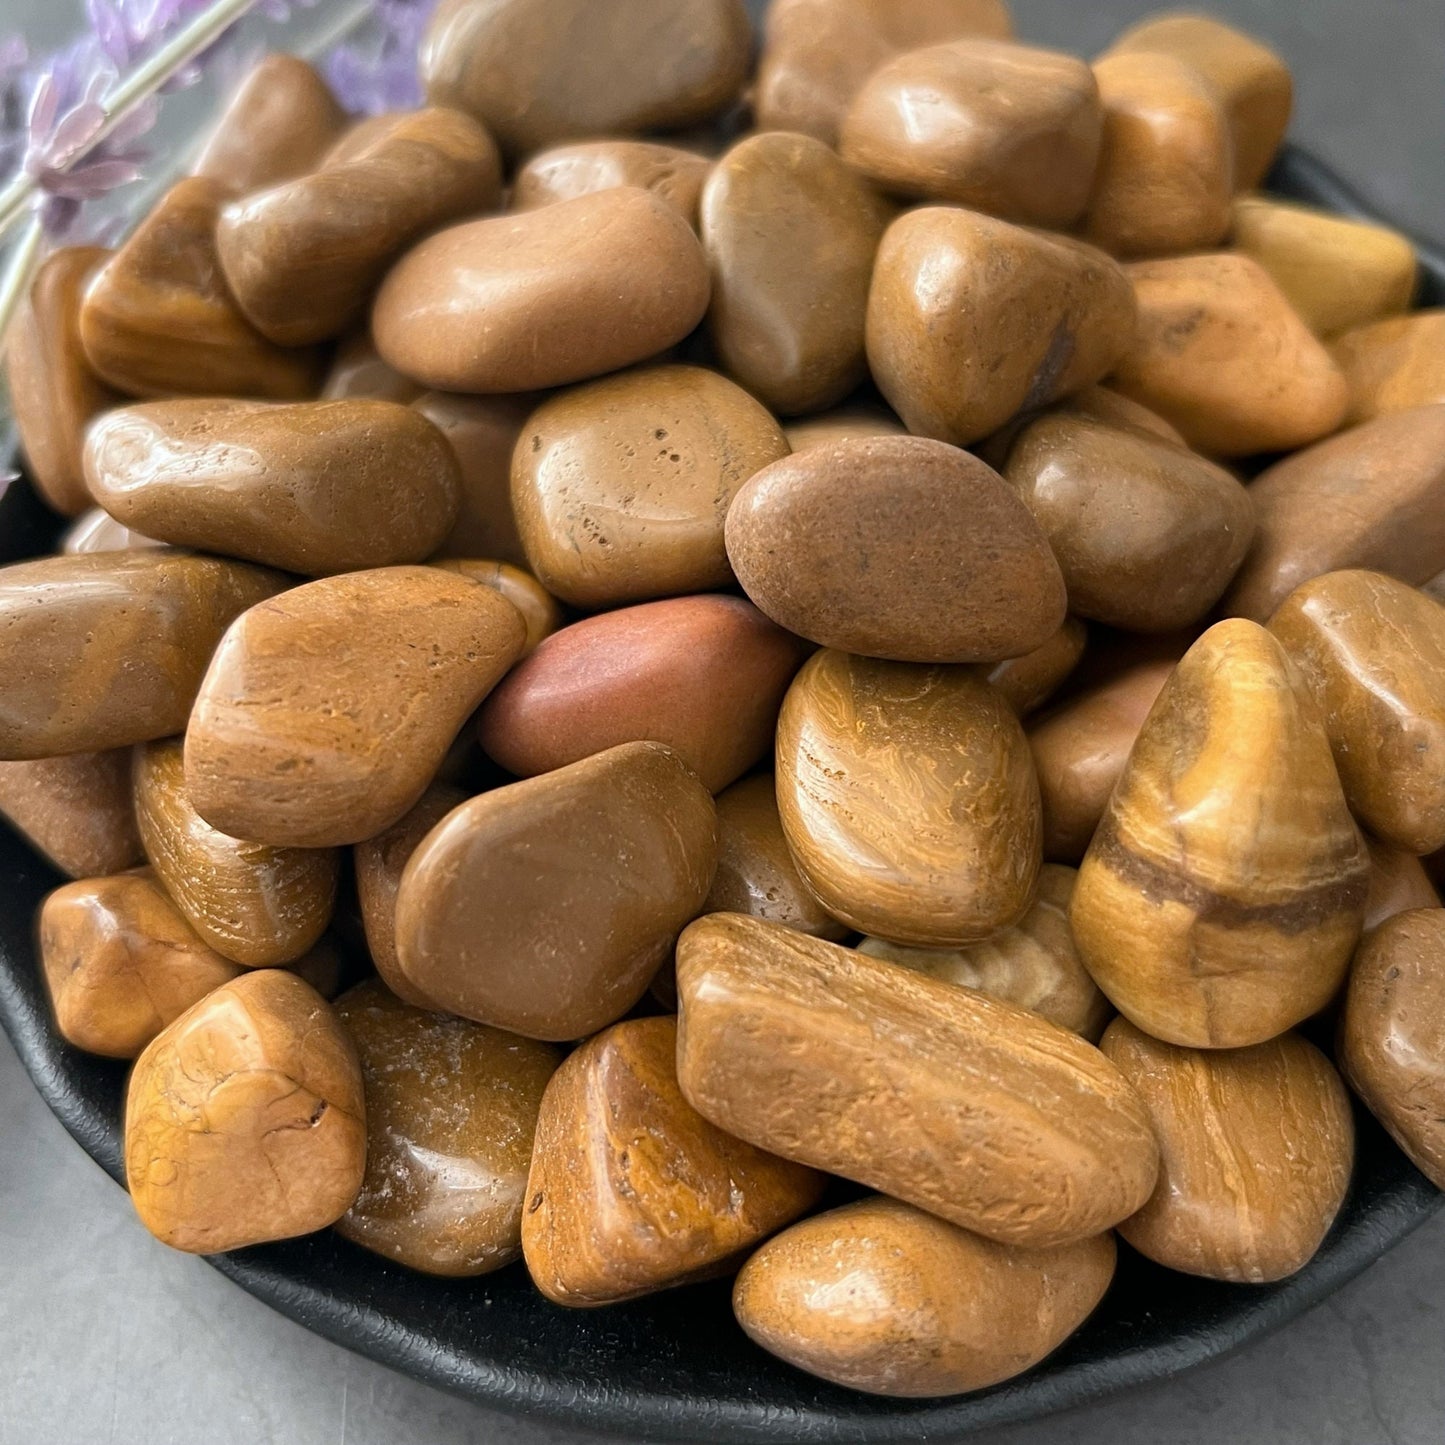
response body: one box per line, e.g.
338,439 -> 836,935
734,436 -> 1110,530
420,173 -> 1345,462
477,595 -> 805,793
5,246 -> 118,516
776,650 -> 1041,945
858,865 -> 1111,1040
511,364 -> 789,608
394,742 -> 717,1040
84,399 -> 461,576
192,54 -> 347,196
1223,406 -> 1445,622
430,559 -> 561,655
734,1198 -> 1116,1398
321,331 -> 423,403
1071,619 -> 1369,1048
704,773 -> 847,941
0,751 -> 142,879
701,132 -> 893,415
373,188 -> 710,393
420,0 -> 750,156
984,617 -> 1089,716
61,509 -> 161,554
124,969 -> 366,1253
841,39 -> 1101,227
185,567 -> 524,849
676,914 -> 1159,1247
1341,909 -> 1445,1189
1112,253 -> 1348,457
1364,837 -> 1440,931
217,108 -> 503,347
0,551 -> 283,760
727,436 -> 1066,665
78,177 -> 321,400
782,405 -> 905,453
1270,570 -> 1445,855
1102,1019 -> 1354,1283
513,140 -> 710,224
867,207 -> 1136,446
335,980 -> 560,1275
1332,310 -> 1445,424
522,1015 -> 823,1305
134,740 -> 339,967
1002,405 -> 1255,631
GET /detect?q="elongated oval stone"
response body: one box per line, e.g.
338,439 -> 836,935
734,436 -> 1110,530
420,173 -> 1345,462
134,740 -> 338,967
727,437 -> 1065,664
734,1198 -> 1115,1398
522,1015 -> 823,1305
477,595 -> 806,793
335,980 -> 560,1275
513,140 -> 711,224
858,865 -> 1111,1039
373,188 -> 710,393
676,914 -> 1158,1247
777,650 -> 1041,945
701,132 -> 893,415
84,400 -> 461,576
185,568 -> 525,848
1101,1019 -> 1354,1283
0,751 -> 143,878
0,551 -> 284,760
1363,838 -> 1439,931
124,970 -> 365,1253
1270,570 -> 1445,854
429,559 -> 561,655
511,364 -> 789,609
1333,310 -> 1445,423
984,617 -> 1088,716
867,208 -> 1136,446
394,742 -> 717,1040
1071,619 -> 1369,1048
322,331 -> 422,403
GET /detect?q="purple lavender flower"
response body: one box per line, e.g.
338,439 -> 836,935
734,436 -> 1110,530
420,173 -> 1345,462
324,0 -> 439,115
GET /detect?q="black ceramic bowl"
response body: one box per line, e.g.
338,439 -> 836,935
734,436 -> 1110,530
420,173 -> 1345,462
2,147 -> 1444,1444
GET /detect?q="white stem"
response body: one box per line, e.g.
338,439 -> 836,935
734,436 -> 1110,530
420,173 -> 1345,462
0,216 -> 45,362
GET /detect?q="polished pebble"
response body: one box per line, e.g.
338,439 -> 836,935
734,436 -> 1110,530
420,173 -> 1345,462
61,509 -> 161,554
1364,838 -> 1440,932
513,140 -> 711,224
984,618 -> 1089,716
429,559 -> 561,655
782,405 -> 905,453
321,331 -> 422,403
0,751 -> 143,879
1332,310 -> 1445,424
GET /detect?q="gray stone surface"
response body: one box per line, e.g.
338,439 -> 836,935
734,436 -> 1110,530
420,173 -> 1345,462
4,1 -> 1445,1443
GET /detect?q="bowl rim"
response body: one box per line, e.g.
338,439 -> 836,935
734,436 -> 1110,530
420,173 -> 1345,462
0,142 -> 1443,1445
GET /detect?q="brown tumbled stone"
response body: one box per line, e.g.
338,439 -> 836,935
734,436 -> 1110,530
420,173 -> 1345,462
1106,13 -> 1291,190
192,54 -> 347,196
78,177 -> 321,400
1364,838 -> 1440,932
1102,1019 -> 1354,1283
321,331 -> 423,403
125,970 -> 365,1253
84,399 -> 461,576
841,39 -> 1101,227
185,567 -> 524,849
782,405 -> 905,453
859,865 -> 1110,1040
867,207 -> 1136,446
134,740 -> 339,967
1002,405 -> 1254,631
394,742 -> 717,1040
776,650 -> 1041,946
676,914 -> 1158,1247
512,364 -> 789,608
0,551 -> 283,760
1112,253 -> 1348,456
1222,406 -> 1445,621
1270,570 -> 1445,855
701,132 -> 892,416
477,595 -> 805,793
1028,658 -> 1176,863
1071,620 -> 1369,1048
754,0 -> 1013,148
727,437 -> 1066,664
5,246 -> 118,516
513,140 -> 710,224
704,773 -> 847,941
430,559 -> 561,655
335,980 -> 560,1275
373,189 -> 710,393
0,751 -> 142,879
421,0 -> 750,156
984,618 -> 1089,716
1083,52 -> 1233,257
61,509 -> 160,554
522,1016 -> 823,1305
217,108 -> 503,347
1231,195 -> 1418,338
734,1198 -> 1116,1398
1332,310 -> 1445,424
1341,909 -> 1445,1189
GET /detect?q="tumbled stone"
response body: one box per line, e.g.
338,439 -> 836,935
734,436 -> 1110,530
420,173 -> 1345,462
1363,837 -> 1440,932
61,509 -> 160,554
983,618 -> 1089,716
513,140 -> 710,224
1071,620 -> 1369,1048
676,914 -> 1158,1246
1332,310 -> 1445,424
782,405 -> 905,453
0,751 -> 142,879
320,331 -> 423,402
430,559 -> 561,655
